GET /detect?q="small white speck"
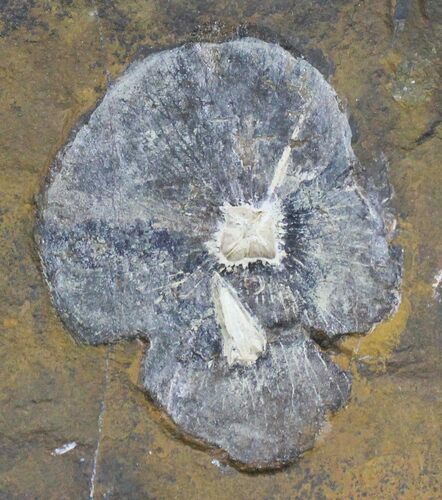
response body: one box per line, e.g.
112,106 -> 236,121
52,442 -> 77,456
432,269 -> 442,300
211,459 -> 221,467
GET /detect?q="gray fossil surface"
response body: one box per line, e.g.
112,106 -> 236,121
36,38 -> 401,467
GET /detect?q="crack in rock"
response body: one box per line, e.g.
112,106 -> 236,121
35,38 -> 402,468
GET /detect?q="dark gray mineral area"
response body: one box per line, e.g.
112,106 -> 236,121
36,38 -> 402,468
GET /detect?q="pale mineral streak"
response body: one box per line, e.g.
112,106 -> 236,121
51,442 -> 77,456
36,38 -> 402,467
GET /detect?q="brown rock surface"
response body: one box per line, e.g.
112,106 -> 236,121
0,0 -> 440,497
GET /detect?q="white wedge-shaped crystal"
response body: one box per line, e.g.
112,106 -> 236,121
212,273 -> 267,366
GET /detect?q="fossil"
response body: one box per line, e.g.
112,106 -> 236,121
36,38 -> 402,468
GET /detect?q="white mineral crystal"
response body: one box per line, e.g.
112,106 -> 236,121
212,272 -> 267,365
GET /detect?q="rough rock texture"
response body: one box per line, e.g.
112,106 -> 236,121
36,38 -> 401,467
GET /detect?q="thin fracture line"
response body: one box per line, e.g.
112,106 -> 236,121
88,6 -> 113,499
89,348 -> 110,500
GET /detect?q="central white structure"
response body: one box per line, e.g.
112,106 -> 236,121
209,202 -> 285,268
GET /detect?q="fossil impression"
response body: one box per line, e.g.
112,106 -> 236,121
36,38 -> 402,467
